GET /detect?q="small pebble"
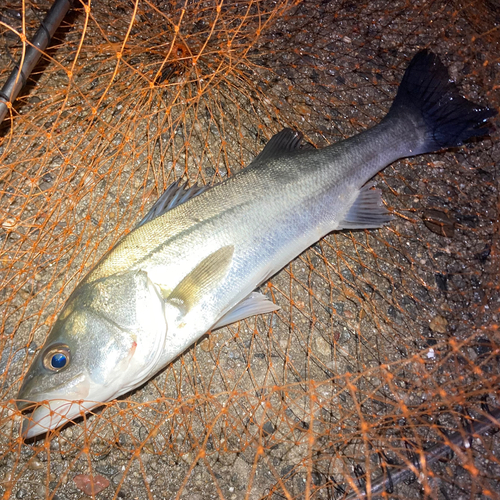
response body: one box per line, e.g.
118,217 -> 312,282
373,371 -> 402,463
1,218 -> 17,230
74,474 -> 110,495
315,336 -> 331,355
28,459 -> 44,471
35,484 -> 47,498
422,209 -> 455,238
200,331 -> 223,351
429,315 -> 448,333
262,421 -> 276,436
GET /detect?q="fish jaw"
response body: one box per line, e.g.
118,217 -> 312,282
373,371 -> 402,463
18,372 -> 96,439
21,399 -> 99,439
18,375 -> 131,439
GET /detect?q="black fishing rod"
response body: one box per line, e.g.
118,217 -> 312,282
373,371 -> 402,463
0,0 -> 73,124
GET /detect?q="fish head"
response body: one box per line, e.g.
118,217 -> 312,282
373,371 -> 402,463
17,270 -> 168,438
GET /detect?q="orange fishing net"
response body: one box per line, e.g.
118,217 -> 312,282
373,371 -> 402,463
0,0 -> 499,498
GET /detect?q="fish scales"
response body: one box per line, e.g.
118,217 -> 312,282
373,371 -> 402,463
89,118 -> 409,295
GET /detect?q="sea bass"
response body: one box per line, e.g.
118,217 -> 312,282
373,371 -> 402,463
17,51 -> 496,438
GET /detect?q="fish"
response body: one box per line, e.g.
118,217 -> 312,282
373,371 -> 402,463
16,50 -> 496,438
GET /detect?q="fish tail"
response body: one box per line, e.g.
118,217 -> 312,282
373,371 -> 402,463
386,50 -> 497,154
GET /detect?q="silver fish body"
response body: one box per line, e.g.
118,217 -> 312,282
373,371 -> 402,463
16,51 -> 496,438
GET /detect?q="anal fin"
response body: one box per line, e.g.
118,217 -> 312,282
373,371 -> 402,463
338,182 -> 393,230
212,292 -> 280,330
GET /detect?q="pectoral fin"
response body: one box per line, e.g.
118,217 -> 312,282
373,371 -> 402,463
212,292 -> 280,330
166,246 -> 234,314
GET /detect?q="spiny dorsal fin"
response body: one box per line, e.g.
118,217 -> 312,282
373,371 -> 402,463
166,246 -> 234,314
249,128 -> 304,166
137,179 -> 211,228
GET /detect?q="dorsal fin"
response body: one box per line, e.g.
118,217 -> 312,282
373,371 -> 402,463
250,128 -> 304,166
137,180 -> 211,228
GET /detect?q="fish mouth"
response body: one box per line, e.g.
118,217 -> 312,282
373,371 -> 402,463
20,399 -> 98,439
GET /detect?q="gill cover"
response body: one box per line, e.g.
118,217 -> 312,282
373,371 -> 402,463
17,270 -> 168,437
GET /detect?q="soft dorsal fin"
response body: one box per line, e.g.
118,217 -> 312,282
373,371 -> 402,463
166,246 -> 234,314
249,128 -> 303,166
137,180 -> 211,228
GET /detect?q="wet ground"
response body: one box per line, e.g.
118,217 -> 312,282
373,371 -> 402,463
0,0 -> 499,498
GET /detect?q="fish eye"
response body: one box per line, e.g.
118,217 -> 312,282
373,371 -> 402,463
42,345 -> 71,372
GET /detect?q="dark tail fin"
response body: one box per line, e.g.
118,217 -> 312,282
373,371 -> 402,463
387,50 -> 497,154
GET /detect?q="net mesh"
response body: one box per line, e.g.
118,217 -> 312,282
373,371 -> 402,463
0,0 -> 499,498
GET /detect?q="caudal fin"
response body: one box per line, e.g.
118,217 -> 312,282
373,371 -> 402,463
387,50 -> 497,154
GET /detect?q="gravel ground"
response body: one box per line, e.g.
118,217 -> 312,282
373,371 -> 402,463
0,0 -> 499,499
